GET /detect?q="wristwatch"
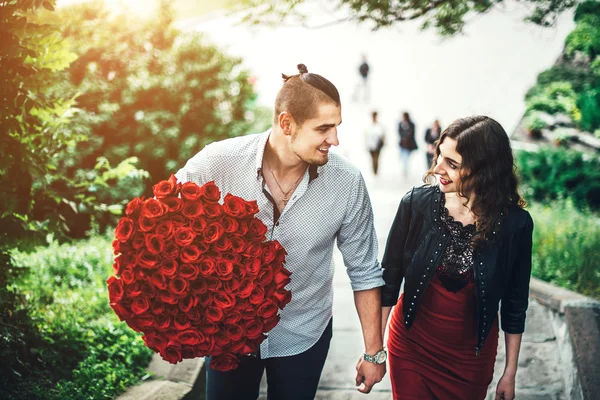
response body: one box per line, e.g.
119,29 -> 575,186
363,348 -> 387,364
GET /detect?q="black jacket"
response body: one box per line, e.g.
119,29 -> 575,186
381,185 -> 534,354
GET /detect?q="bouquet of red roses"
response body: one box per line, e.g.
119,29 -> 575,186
107,175 -> 292,371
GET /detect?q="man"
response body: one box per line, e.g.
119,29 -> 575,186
175,64 -> 386,399
365,110 -> 386,175
353,55 -> 370,102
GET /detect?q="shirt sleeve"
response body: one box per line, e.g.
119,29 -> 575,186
174,145 -> 212,185
336,171 -> 385,291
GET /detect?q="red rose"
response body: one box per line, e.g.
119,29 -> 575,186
241,342 -> 257,355
138,216 -> 156,232
206,306 -> 224,323
224,311 -> 242,324
153,177 -> 177,199
151,299 -> 165,315
263,314 -> 281,332
216,260 -> 234,280
229,340 -> 246,353
143,332 -> 167,353
178,263 -> 200,281
115,217 -> 135,242
112,239 -> 131,256
182,200 -> 204,219
274,289 -> 292,308
199,323 -> 219,335
200,181 -> 221,202
210,353 -> 239,372
124,282 -> 142,298
145,234 -> 165,255
198,257 -> 216,276
163,243 -> 180,260
181,181 -> 202,201
222,252 -> 241,263
244,319 -> 264,339
249,287 -> 265,305
131,295 -> 150,315
245,200 -> 259,216
177,329 -> 205,345
170,214 -> 188,227
182,346 -> 196,359
125,197 -> 144,217
150,272 -> 167,290
191,217 -> 207,233
232,263 -> 247,280
169,277 -> 190,297
110,301 -> 132,321
220,215 -> 240,233
158,259 -> 178,276
161,343 -> 182,364
160,197 -> 183,213
213,292 -> 235,309
174,227 -> 196,247
275,244 -> 287,263
204,203 -> 223,219
136,250 -> 160,269
257,300 -> 279,319
236,279 -> 255,299
158,290 -> 179,305
274,268 -> 292,289
174,314 -> 192,330
141,198 -> 166,219
223,194 -> 247,218
178,296 -> 197,313
257,269 -> 274,287
198,292 -> 214,307
121,268 -> 135,284
214,236 -> 232,252
187,307 -> 201,321
195,240 -> 209,255
206,277 -> 223,291
215,331 -> 230,348
155,220 -> 175,241
243,242 -> 262,259
112,254 -> 127,275
223,276 -> 242,293
191,279 -> 208,294
230,235 -> 246,253
248,218 -> 268,241
236,221 -> 249,236
261,242 -> 278,264
131,232 -> 146,250
246,258 -> 261,276
197,336 -> 215,355
107,276 -> 124,302
226,325 -> 244,342
154,314 -> 171,330
141,283 -> 155,297
180,245 -> 202,264
205,222 -> 225,243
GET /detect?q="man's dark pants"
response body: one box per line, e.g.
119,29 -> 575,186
206,318 -> 333,400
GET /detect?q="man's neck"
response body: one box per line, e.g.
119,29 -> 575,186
265,130 -> 308,176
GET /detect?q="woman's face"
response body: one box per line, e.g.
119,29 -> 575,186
433,138 -> 463,194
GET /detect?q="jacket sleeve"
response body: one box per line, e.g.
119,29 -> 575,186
500,213 -> 534,334
381,188 -> 414,306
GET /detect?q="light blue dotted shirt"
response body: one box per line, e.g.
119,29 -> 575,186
175,131 -> 384,358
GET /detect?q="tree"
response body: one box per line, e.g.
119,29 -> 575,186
236,0 -> 578,36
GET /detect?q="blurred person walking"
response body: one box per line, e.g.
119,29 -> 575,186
352,55 -> 370,102
365,111 -> 385,175
425,119 -> 442,168
398,112 -> 417,177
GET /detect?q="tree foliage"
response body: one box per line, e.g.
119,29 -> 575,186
235,0 -> 578,36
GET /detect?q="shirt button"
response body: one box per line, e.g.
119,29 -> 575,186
413,295 -> 417,299
276,222 -> 280,227
480,262 -> 483,265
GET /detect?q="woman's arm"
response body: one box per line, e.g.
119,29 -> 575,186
495,333 -> 523,400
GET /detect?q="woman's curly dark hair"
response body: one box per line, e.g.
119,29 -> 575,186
424,115 -> 526,247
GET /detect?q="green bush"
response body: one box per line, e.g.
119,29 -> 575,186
530,201 -> 600,299
577,86 -> 600,132
516,148 -> 600,210
565,14 -> 600,60
2,236 -> 153,400
574,0 -> 600,22
525,82 -> 581,122
525,65 -> 598,99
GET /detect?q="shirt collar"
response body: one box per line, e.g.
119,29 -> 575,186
255,129 -> 320,183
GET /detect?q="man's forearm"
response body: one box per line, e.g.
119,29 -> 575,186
354,287 -> 383,353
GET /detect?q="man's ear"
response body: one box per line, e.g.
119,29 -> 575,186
278,112 -> 294,136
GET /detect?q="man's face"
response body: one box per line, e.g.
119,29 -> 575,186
290,102 -> 341,166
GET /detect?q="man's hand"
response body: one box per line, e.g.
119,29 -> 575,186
355,357 -> 386,394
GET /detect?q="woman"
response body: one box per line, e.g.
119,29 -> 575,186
365,110 -> 386,175
381,116 -> 533,400
398,112 -> 417,177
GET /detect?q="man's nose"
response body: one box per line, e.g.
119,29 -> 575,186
327,129 -> 339,146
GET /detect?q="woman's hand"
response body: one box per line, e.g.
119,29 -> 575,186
495,373 -> 516,400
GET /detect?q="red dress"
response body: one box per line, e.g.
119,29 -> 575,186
387,200 -> 499,400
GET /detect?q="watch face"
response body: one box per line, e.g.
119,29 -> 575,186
376,351 -> 387,363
